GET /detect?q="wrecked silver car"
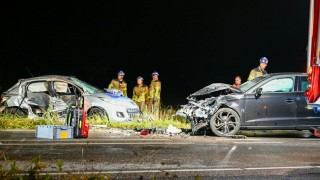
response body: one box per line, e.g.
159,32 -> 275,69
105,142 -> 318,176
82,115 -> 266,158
0,75 -> 140,122
177,73 -> 320,136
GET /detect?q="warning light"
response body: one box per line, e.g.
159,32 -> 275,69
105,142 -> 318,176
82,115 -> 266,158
308,66 -> 313,74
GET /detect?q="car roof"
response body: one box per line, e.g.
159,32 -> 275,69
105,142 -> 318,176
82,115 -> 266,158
267,72 -> 307,76
256,72 -> 307,80
18,75 -> 74,83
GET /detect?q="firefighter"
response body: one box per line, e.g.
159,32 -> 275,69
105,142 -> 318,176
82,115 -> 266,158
132,76 -> 148,113
147,71 -> 161,115
247,57 -> 268,81
108,70 -> 127,97
233,75 -> 241,87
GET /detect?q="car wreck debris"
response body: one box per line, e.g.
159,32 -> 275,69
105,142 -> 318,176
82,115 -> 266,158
177,73 -> 320,137
166,124 -> 182,135
177,83 -> 241,136
0,75 -> 140,122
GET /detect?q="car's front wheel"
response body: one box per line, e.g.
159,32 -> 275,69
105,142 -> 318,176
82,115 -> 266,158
87,107 -> 108,120
210,108 -> 241,137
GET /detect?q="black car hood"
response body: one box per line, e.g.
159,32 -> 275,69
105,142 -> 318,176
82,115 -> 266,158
188,83 -> 242,100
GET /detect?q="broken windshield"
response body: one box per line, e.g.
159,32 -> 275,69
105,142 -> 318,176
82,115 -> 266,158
69,77 -> 103,94
238,75 -> 266,92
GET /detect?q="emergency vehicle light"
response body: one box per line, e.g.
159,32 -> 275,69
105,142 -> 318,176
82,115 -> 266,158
308,66 -> 313,74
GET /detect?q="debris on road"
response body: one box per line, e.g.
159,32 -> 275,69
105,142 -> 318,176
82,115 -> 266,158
166,124 -> 182,135
140,129 -> 149,135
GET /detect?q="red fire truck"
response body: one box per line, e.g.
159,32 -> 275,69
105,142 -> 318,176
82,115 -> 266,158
306,0 -> 320,108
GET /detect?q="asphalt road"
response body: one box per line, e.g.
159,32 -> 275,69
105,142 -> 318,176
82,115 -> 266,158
1,128 -> 320,179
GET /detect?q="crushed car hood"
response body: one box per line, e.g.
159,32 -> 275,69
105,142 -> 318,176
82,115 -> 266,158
188,83 -> 242,100
91,92 -> 137,107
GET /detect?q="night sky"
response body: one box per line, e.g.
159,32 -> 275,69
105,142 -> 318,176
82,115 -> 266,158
1,1 -> 310,107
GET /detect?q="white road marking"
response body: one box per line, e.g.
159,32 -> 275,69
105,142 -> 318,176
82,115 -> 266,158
215,138 -> 261,141
221,145 -> 237,164
13,165 -> 320,176
245,166 -> 320,170
165,168 -> 243,172
0,142 -> 193,146
234,142 -> 283,144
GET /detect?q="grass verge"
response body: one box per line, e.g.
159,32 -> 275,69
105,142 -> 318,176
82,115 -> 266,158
0,114 -> 64,129
87,106 -> 190,129
0,106 -> 190,130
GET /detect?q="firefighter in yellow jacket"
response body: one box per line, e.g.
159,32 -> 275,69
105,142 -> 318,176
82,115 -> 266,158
108,70 -> 128,97
132,76 -> 148,112
247,57 -> 269,81
148,71 -> 161,115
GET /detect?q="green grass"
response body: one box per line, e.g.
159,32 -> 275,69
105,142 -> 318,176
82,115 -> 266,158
0,154 -> 112,179
88,106 -> 190,129
0,113 -> 64,129
0,106 -> 190,130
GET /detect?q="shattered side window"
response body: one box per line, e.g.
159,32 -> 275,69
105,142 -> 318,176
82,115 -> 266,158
53,82 -> 68,93
239,76 -> 266,92
27,82 -> 49,93
261,78 -> 294,93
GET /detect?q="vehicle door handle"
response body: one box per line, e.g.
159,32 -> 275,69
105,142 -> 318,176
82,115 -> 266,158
285,99 -> 294,104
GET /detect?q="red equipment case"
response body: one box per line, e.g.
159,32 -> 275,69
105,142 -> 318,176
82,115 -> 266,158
66,108 -> 89,138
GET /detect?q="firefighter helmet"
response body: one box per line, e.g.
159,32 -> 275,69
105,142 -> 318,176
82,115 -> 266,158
137,76 -> 144,80
152,71 -> 159,76
118,70 -> 125,76
259,57 -> 268,64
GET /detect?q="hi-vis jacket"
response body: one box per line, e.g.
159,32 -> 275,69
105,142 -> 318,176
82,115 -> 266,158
148,80 -> 161,100
132,84 -> 148,103
108,78 -> 127,97
247,67 -> 267,81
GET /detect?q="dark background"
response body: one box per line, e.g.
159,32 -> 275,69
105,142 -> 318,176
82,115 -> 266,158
1,1 -> 310,107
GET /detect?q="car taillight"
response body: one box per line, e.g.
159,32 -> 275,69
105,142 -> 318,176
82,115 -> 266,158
304,89 -> 309,97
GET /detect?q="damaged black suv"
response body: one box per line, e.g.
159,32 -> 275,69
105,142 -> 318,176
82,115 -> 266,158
177,73 -> 320,136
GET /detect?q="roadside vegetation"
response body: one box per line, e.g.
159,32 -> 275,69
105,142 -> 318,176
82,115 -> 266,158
0,153 -> 200,179
0,154 -> 112,179
0,106 -> 190,130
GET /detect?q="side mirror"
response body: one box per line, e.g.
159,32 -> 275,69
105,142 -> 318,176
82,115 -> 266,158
255,88 -> 262,98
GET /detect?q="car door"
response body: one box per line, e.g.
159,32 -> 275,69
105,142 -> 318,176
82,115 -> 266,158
296,76 -> 320,128
244,92 -> 267,126
26,81 -> 51,111
259,77 -> 297,127
52,81 -> 81,108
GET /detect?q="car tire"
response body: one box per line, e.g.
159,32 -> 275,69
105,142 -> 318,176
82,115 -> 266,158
210,108 -> 241,137
88,107 -> 108,119
4,107 -> 28,118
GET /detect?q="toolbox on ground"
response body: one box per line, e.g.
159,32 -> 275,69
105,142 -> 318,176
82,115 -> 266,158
36,125 -> 73,139
66,108 -> 89,138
